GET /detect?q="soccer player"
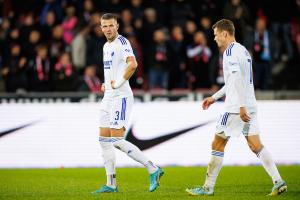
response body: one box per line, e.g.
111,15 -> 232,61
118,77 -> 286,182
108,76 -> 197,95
92,13 -> 164,194
186,19 -> 287,196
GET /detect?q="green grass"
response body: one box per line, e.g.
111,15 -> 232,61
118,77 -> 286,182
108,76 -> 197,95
0,166 -> 299,200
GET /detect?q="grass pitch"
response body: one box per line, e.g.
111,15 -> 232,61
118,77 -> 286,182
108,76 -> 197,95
0,166 -> 299,200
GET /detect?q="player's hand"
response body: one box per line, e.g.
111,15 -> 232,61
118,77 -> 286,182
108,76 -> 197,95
240,107 -> 250,122
111,80 -> 116,89
101,84 -> 105,92
202,97 -> 215,110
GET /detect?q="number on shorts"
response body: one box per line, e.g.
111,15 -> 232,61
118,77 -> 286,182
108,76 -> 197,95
115,111 -> 120,120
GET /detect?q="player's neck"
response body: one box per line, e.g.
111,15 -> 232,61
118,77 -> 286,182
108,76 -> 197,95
108,34 -> 119,43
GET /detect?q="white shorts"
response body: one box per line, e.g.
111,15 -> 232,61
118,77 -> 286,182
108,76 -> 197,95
99,96 -> 133,130
215,112 -> 260,139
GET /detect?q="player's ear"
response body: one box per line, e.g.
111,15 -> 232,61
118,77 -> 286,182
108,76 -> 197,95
116,23 -> 119,30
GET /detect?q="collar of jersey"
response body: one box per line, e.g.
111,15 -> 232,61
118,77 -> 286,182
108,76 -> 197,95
108,34 -> 119,43
225,41 -> 236,52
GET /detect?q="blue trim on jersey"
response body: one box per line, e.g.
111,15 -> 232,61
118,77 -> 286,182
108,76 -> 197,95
118,36 -> 127,45
226,43 -> 234,56
120,36 -> 127,44
229,43 -> 234,56
104,67 -> 110,69
118,37 -> 125,45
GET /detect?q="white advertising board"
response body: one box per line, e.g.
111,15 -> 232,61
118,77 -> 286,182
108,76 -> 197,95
0,101 -> 299,168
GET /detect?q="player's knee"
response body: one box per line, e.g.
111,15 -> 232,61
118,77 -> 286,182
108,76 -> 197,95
111,138 -> 126,151
212,140 -> 225,151
112,140 -> 122,149
248,143 -> 263,154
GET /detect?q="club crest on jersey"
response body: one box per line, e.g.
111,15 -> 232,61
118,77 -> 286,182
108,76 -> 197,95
111,52 -> 114,57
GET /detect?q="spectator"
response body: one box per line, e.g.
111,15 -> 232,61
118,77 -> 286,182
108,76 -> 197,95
78,65 -> 101,93
198,16 -> 217,53
49,25 -> 66,63
246,17 -> 275,90
168,25 -> 187,89
142,8 -> 162,46
77,0 -> 95,27
71,25 -> 89,75
184,20 -> 197,45
53,52 -> 77,91
40,11 -> 57,42
129,0 -> 143,21
2,27 -> 21,65
170,0 -> 194,27
23,29 -> 41,60
187,31 -> 212,89
146,29 -> 169,90
27,44 -> 52,91
223,0 -> 251,43
61,5 -> 78,45
19,13 -> 36,45
40,0 -> 63,24
129,0 -> 144,38
2,43 -> 28,92
0,18 -> 11,39
86,22 -> 106,79
263,0 -> 294,61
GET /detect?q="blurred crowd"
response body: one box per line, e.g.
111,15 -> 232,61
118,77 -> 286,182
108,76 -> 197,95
0,0 -> 299,93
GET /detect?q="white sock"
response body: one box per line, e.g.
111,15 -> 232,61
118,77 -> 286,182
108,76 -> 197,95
112,137 -> 158,174
145,161 -> 158,174
204,150 -> 224,190
257,147 -> 282,184
106,174 -> 116,188
99,136 -> 116,188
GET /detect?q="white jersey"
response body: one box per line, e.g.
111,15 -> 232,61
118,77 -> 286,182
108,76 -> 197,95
222,42 -> 257,113
102,34 -> 135,98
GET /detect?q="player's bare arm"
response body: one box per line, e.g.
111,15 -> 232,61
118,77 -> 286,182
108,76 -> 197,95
101,84 -> 105,93
202,97 -> 215,110
203,85 -> 226,110
111,56 -> 137,89
240,107 -> 250,122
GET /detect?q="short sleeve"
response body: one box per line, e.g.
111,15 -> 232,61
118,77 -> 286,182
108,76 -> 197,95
117,36 -> 135,60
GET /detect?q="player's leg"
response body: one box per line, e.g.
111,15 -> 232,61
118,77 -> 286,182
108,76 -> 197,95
99,127 -> 117,190
110,97 -> 163,192
186,134 -> 229,196
110,127 -> 158,173
244,113 -> 286,196
92,101 -> 118,194
245,135 -> 287,195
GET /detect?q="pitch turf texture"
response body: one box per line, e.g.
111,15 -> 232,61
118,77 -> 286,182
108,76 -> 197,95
0,166 -> 299,200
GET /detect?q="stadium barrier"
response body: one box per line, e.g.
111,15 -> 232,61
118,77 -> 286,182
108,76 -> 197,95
0,101 -> 299,168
